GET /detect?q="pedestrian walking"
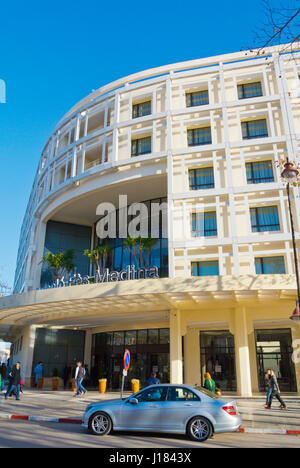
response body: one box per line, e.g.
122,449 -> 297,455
63,364 -> 71,390
34,362 -> 43,387
0,363 -> 7,391
74,361 -> 87,397
5,362 -> 22,401
204,372 -> 216,393
265,370 -> 287,410
264,369 -> 272,409
146,372 -> 160,386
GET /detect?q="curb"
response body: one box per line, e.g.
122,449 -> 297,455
1,412 -> 300,434
0,413 -> 82,424
238,428 -> 300,435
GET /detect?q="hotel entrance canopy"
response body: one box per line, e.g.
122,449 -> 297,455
0,274 -> 297,340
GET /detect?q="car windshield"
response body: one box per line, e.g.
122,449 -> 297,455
194,386 -> 220,400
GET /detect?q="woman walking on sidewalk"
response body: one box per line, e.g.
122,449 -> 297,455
74,361 -> 87,397
5,362 -> 22,401
204,372 -> 216,394
265,370 -> 287,410
264,369 -> 272,409
0,363 -> 7,391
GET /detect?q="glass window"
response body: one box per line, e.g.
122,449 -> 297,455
186,90 -> 209,107
191,212 -> 217,237
167,387 -> 200,401
159,329 -> 170,344
136,386 -> 166,402
242,119 -> 268,140
187,127 -> 212,146
106,332 -> 113,346
246,161 -> 274,184
255,256 -> 285,274
125,331 -> 137,346
113,331 -> 124,346
200,331 -> 237,392
189,167 -> 214,190
255,329 -> 297,392
250,206 -> 280,232
131,136 -> 152,157
238,82 -> 263,99
191,261 -> 219,277
148,329 -> 159,344
132,101 -> 151,118
137,329 -> 148,345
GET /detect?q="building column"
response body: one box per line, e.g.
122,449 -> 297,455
184,328 -> 201,386
18,326 -> 36,386
32,219 -> 47,289
248,330 -> 259,393
84,330 -> 92,372
170,309 -> 183,384
291,326 -> 300,395
230,306 -> 253,397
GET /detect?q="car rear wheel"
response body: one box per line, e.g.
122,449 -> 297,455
187,416 -> 212,442
88,411 -> 112,436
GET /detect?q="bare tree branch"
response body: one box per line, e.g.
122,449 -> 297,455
246,0 -> 300,56
0,276 -> 11,296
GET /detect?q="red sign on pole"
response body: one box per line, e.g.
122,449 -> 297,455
123,349 -> 131,371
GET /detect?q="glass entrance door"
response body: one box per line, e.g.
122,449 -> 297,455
200,331 -> 237,392
91,328 -> 170,390
255,329 -> 297,392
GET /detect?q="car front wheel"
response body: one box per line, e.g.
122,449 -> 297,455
88,411 -> 112,436
187,416 -> 212,442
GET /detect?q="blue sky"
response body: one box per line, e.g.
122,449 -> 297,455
0,0 -> 278,288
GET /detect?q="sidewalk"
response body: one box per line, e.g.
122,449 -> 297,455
0,390 -> 299,433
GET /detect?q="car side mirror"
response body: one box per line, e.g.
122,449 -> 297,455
129,398 -> 138,405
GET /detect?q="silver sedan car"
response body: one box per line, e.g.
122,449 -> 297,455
82,384 -> 241,442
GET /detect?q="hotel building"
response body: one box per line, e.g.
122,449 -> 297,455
1,44 -> 300,395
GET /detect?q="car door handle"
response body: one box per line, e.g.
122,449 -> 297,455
184,403 -> 193,406
149,404 -> 159,408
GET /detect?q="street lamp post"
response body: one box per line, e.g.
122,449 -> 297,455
280,160 -> 300,321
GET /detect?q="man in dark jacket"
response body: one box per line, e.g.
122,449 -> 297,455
5,362 -> 21,401
0,363 -> 7,391
146,372 -> 161,386
74,361 -> 87,397
266,370 -> 287,410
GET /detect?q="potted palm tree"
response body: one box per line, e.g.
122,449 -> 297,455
123,236 -> 157,269
40,248 -> 75,285
83,242 -> 111,279
52,368 -> 59,391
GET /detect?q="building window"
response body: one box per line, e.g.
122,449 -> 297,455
186,90 -> 209,107
189,167 -> 214,190
238,82 -> 263,99
250,206 -> 280,232
92,328 -> 170,389
113,331 -> 125,346
125,330 -> 137,346
191,212 -> 217,237
148,329 -> 159,344
131,136 -> 152,157
187,127 -> 212,146
200,331 -> 236,391
132,101 -> 151,118
191,261 -> 219,276
255,256 -> 285,274
255,329 -> 297,392
246,161 -> 274,184
242,119 -> 268,140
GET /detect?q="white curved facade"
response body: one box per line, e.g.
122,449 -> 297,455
5,44 -> 300,395
14,44 -> 300,294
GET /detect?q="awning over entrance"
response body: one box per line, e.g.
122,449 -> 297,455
0,275 -> 297,338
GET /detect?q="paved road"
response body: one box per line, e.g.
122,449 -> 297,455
0,420 -> 299,448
